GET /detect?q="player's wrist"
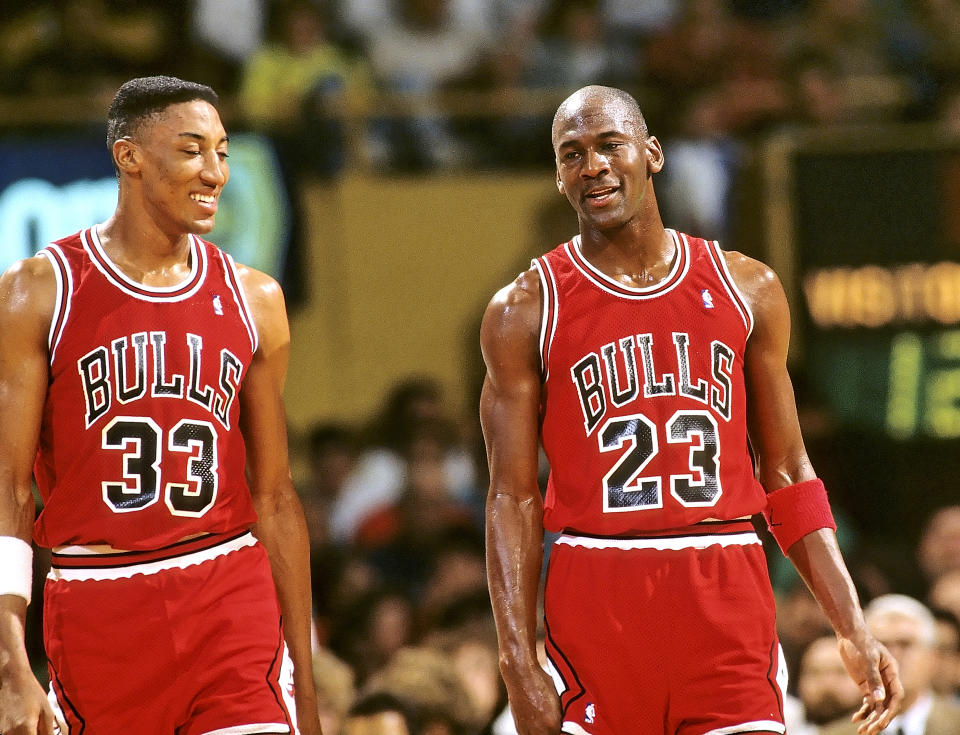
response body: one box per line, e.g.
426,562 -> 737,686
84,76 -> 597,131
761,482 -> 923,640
0,537 -> 33,604
762,478 -> 836,555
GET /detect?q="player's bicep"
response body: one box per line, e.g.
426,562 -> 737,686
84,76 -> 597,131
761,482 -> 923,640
479,278 -> 543,502
740,263 -> 815,487
0,257 -> 55,528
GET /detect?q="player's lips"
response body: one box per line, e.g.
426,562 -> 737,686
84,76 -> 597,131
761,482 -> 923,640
583,185 -> 620,206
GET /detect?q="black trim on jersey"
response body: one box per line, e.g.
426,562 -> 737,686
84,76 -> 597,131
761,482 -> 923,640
50,662 -> 87,734
543,593 -> 589,720
560,518 -> 757,541
50,530 -> 250,569
265,616 -> 296,732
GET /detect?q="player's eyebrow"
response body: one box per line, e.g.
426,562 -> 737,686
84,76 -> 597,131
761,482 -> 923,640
178,132 -> 230,144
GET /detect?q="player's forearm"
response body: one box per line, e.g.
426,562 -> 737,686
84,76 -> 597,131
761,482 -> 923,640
486,489 -> 545,673
787,528 -> 867,638
252,488 -> 317,691
0,596 -> 31,676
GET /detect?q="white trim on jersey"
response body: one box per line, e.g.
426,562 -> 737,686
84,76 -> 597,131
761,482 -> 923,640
700,721 -> 786,735
566,229 -> 689,300
703,237 -> 755,339
200,725 -> 290,734
555,531 -> 761,551
219,250 -> 259,354
532,257 -> 559,380
48,532 -> 258,582
38,245 -> 73,363
561,722 -> 594,735
82,227 -> 209,302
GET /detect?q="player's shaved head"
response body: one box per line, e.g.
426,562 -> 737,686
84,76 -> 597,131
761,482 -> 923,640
552,85 -> 649,149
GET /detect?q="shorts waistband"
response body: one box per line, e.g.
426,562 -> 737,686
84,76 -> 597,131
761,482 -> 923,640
48,530 -> 257,582
555,519 -> 761,551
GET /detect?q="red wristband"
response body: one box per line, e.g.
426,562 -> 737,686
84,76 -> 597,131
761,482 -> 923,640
762,478 -> 836,555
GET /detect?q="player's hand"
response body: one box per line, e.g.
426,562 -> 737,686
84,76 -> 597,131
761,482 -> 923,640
837,630 -> 903,735
502,663 -> 562,735
0,665 -> 56,735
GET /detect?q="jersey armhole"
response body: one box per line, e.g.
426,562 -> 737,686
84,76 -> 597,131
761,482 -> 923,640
704,239 -> 755,339
531,257 -> 558,381
219,250 -> 260,355
38,245 -> 72,363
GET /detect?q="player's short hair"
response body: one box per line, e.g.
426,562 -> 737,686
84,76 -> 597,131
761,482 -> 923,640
106,76 -> 219,151
552,85 -> 650,148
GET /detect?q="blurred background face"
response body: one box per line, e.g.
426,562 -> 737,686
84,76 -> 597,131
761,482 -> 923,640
932,616 -> 960,698
869,612 -> 936,704
344,712 -> 409,735
797,636 -> 863,725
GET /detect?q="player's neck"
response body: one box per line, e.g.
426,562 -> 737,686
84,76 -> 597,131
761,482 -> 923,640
579,221 -> 675,289
97,211 -> 194,287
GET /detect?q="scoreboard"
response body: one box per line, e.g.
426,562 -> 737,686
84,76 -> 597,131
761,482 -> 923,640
766,130 -> 960,440
761,128 -> 960,550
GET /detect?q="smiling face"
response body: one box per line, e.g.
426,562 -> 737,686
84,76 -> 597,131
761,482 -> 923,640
553,89 -> 663,234
116,99 -> 229,237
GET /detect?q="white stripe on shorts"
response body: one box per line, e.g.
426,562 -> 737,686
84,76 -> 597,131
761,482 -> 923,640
554,531 -> 761,551
47,532 -> 258,582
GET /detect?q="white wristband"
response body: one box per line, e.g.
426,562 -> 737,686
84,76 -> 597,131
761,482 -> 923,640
0,536 -> 33,604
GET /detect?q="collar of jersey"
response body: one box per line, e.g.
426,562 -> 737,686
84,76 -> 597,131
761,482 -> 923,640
567,229 -> 688,299
82,226 -> 206,301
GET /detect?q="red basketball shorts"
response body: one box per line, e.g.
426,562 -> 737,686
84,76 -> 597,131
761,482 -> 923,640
43,531 -> 299,734
543,520 -> 787,735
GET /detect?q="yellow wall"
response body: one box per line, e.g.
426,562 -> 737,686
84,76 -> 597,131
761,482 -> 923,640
285,172 -> 577,431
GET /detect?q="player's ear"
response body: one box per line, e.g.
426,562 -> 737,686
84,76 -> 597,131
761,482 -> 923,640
113,137 -> 142,176
645,136 -> 664,176
556,170 -> 565,195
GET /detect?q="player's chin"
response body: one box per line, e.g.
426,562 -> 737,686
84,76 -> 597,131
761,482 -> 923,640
189,217 -> 217,234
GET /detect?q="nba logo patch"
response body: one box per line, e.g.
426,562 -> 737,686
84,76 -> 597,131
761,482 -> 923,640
701,289 -> 714,309
212,294 -> 224,315
585,703 -> 596,725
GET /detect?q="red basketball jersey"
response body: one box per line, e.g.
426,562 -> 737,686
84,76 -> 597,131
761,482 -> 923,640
33,227 -> 259,549
536,230 -> 766,536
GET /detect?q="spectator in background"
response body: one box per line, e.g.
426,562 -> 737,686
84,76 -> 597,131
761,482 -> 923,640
354,0 -> 492,169
189,0 -> 265,93
929,571 -> 960,628
785,635 -> 865,734
300,422 -> 359,550
238,0 -> 373,177
0,0 -> 182,96
359,646 -> 474,735
822,595 -> 960,735
313,647 -> 358,735
329,376 -> 477,544
917,505 -> 960,584
344,691 -> 421,735
931,608 -> 960,703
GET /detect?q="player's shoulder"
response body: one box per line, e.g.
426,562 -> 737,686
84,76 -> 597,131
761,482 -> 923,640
0,252 -> 58,328
718,248 -> 785,309
482,266 -> 542,343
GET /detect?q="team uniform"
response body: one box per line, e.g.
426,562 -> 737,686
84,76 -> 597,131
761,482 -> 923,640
534,231 -> 786,735
34,227 -> 298,734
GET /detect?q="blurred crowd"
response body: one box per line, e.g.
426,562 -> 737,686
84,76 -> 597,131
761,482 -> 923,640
5,0 -> 960,240
4,1 -> 960,183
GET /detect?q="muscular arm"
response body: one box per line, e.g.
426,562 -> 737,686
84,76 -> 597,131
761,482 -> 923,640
237,267 -> 321,735
480,269 -> 560,735
0,257 -> 56,734
728,252 -> 902,734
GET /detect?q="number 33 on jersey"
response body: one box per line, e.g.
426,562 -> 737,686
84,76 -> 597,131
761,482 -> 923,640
536,231 -> 768,536
32,228 -> 260,550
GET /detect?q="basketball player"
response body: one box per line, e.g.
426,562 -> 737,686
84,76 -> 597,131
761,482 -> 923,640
0,77 -> 321,734
480,85 -> 903,735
